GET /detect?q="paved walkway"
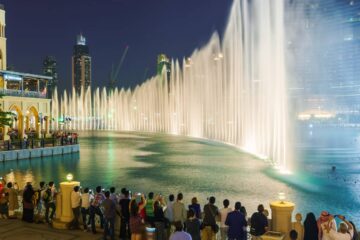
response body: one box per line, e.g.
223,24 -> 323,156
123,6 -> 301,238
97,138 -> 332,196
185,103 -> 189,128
0,219 -> 106,240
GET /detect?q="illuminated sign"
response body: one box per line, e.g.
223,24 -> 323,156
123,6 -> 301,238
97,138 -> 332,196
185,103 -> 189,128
4,74 -> 23,81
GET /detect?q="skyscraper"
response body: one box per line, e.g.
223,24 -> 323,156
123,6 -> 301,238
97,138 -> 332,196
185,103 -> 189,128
43,56 -> 58,99
157,54 -> 171,81
0,4 -> 6,70
72,34 -> 91,93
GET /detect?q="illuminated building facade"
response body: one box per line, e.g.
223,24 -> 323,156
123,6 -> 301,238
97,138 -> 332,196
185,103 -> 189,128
72,34 -> 91,94
0,4 -> 51,139
288,0 -> 360,116
43,56 -> 58,99
157,54 -> 171,81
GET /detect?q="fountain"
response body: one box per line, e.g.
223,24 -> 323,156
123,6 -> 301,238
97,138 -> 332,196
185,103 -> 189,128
52,0 -> 291,170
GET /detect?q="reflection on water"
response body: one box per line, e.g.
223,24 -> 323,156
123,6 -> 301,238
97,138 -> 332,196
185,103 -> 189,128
0,129 -> 359,225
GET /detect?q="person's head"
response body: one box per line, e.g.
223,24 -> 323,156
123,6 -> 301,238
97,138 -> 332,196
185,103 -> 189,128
154,200 -> 160,210
174,221 -> 183,232
319,211 -> 331,224
105,191 -> 110,198
240,206 -> 247,215
84,187 -> 89,194
223,199 -> 230,208
209,196 -> 215,204
6,182 -> 12,188
130,200 -> 139,216
121,188 -> 127,194
110,187 -> 115,194
96,186 -> 102,193
339,222 -> 349,234
235,202 -> 241,210
188,209 -> 195,219
124,190 -> 130,197
74,186 -> 80,192
48,181 -> 54,187
39,181 -> 45,188
191,197 -> 198,205
177,193 -> 183,201
290,230 -> 298,240
169,194 -> 175,202
258,204 -> 264,213
304,212 -> 317,226
148,192 -> 154,199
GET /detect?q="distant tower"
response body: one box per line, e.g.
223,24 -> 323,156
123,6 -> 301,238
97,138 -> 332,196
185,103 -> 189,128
157,54 -> 171,81
0,4 -> 7,70
43,56 -> 58,99
72,34 -> 91,93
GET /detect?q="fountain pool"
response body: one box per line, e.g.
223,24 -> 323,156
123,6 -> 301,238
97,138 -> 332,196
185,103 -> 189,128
1,127 -> 359,225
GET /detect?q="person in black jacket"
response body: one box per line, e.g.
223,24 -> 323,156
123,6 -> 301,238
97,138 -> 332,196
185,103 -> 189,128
119,190 -> 131,240
250,204 -> 268,239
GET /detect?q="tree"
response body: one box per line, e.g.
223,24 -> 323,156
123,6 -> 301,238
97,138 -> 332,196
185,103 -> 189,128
0,94 -> 13,127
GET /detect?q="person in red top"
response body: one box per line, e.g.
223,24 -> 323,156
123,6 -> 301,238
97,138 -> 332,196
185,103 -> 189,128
137,194 -> 147,221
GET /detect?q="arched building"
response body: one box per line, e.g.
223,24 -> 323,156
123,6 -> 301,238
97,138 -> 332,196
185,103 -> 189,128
0,5 -> 51,140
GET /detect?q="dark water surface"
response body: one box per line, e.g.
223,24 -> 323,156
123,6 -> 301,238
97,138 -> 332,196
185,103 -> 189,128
0,128 -> 359,224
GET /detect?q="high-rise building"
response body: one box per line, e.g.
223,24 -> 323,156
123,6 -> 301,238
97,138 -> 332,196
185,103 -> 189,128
157,54 -> 171,81
72,34 -> 91,93
287,0 -> 360,113
43,56 -> 58,99
0,4 -> 6,70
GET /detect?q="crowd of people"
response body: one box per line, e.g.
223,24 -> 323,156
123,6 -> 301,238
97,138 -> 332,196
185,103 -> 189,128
0,180 -> 359,240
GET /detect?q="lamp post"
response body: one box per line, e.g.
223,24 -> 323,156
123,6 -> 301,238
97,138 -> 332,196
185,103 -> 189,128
269,193 -> 295,240
52,173 -> 80,229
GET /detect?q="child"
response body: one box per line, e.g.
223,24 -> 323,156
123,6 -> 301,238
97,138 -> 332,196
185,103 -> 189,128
290,229 -> 298,240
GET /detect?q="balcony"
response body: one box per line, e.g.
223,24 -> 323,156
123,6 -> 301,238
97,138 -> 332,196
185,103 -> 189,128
0,88 -> 47,99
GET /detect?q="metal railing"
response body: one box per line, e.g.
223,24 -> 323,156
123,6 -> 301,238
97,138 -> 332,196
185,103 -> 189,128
0,89 -> 47,99
1,136 -> 78,151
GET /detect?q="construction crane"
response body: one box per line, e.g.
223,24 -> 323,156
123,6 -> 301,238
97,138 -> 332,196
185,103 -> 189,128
108,45 -> 129,91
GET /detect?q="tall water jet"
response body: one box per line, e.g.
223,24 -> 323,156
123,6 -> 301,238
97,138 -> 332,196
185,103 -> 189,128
53,0 -> 291,169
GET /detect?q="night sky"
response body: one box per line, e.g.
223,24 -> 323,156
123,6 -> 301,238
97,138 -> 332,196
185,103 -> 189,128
2,0 -> 233,92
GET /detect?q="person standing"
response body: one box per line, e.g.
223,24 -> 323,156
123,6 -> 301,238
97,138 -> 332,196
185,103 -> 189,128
250,204 -> 268,239
69,186 -> 81,230
44,181 -> 57,223
165,194 -> 175,223
22,182 -> 35,223
90,186 -> 105,234
0,186 -> 8,219
119,190 -> 131,240
303,212 -> 319,240
185,209 -> 201,240
81,187 -> 92,231
220,199 -> 232,240
102,191 -> 116,240
165,194 -> 175,237
240,206 -> 248,240
35,181 -> 46,221
188,197 -> 201,219
6,182 -> 19,219
154,200 -> 166,240
145,192 -> 155,226
202,196 -> 219,240
130,199 -> 146,240
327,215 -> 353,240
170,221 -> 192,240
317,211 -> 336,240
173,193 -> 187,225
225,202 -> 247,240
